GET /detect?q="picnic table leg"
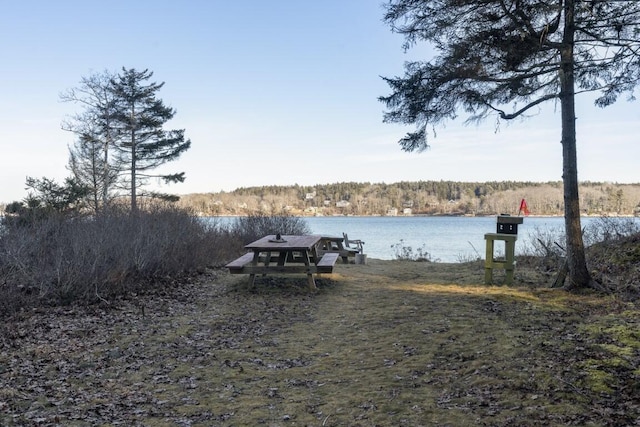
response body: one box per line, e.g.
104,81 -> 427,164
248,251 -> 259,288
302,251 -> 317,291
263,251 -> 273,277
277,251 -> 287,266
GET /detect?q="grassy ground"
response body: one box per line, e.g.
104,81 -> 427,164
1,259 -> 639,426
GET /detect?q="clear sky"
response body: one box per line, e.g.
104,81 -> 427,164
1,1 -> 638,204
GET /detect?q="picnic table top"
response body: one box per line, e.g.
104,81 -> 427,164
319,235 -> 344,242
245,234 -> 322,251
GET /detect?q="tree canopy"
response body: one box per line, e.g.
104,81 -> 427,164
380,0 -> 640,150
380,0 -> 640,289
3,177 -> 90,226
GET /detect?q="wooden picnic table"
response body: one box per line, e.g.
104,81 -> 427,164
225,234 -> 340,290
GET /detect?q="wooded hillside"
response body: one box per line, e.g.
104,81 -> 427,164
177,181 -> 640,217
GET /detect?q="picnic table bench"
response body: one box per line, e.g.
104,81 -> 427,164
315,234 -> 365,263
316,235 -> 359,263
226,234 -> 339,290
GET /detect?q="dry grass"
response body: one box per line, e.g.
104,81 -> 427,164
1,260 -> 639,426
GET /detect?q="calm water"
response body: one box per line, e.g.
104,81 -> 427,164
213,215 -> 638,262
215,215 -> 606,262
303,216 -> 567,262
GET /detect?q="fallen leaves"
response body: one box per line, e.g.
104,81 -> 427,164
0,262 -> 639,426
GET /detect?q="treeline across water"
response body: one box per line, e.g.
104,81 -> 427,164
178,181 -> 640,217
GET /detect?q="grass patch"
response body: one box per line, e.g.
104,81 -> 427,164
1,260 -> 638,426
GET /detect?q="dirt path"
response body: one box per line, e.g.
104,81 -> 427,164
1,260 -> 638,426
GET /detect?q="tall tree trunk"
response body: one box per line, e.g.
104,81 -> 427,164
560,0 -> 591,289
102,139 -> 109,210
130,106 -> 137,213
131,134 -> 137,213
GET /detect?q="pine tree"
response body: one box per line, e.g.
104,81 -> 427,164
109,68 -> 191,212
380,0 -> 640,289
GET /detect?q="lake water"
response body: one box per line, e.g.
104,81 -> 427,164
304,216 -> 566,262
215,215 -> 629,262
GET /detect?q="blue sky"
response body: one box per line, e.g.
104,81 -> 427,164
1,1 -> 638,203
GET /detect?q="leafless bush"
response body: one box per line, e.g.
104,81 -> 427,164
517,224 -> 567,274
583,216 -> 640,245
229,213 -> 311,248
0,205 -> 228,316
391,240 -> 436,262
522,217 -> 640,260
519,217 -> 640,283
522,225 -> 566,259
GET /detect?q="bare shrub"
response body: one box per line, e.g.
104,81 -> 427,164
583,216 -> 640,245
0,204 -> 227,316
391,240 -> 437,262
517,225 -> 567,274
522,225 -> 566,258
519,217 -> 640,288
229,213 -> 311,248
522,217 -> 640,260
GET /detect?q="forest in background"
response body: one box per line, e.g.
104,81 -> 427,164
176,181 -> 640,217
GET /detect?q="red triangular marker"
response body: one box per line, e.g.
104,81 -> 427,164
519,198 -> 530,216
